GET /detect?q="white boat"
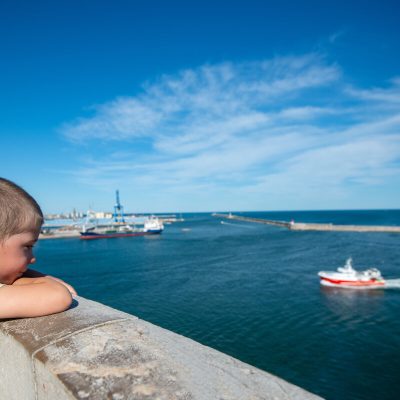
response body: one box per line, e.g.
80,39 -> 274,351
318,258 -> 385,288
143,216 -> 164,233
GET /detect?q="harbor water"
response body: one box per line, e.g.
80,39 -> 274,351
35,210 -> 400,400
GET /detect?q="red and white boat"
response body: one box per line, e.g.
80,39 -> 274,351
318,258 -> 385,288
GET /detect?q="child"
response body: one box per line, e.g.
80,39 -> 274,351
0,177 -> 76,318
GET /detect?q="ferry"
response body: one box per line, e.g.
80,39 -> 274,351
318,258 -> 385,288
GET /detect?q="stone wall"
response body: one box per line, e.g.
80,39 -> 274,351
0,297 -> 323,399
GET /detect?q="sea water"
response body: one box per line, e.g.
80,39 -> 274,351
35,210 -> 400,400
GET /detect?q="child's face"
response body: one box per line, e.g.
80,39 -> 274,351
0,231 -> 39,284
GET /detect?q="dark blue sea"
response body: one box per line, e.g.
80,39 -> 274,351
35,210 -> 400,400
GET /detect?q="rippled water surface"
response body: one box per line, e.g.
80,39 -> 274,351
36,210 -> 400,400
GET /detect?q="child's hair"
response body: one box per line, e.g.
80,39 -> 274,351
0,178 -> 43,241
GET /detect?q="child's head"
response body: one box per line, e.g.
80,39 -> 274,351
0,178 -> 43,242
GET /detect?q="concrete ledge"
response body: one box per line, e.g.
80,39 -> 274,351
0,297 -> 323,399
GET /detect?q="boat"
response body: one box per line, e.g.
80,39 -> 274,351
80,190 -> 164,239
80,217 -> 164,240
318,258 -> 385,288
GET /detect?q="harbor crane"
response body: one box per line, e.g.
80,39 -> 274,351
113,190 -> 125,223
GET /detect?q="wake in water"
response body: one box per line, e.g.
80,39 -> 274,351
384,279 -> 400,289
320,278 -> 400,290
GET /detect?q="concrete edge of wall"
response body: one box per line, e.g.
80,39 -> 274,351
0,296 -> 323,400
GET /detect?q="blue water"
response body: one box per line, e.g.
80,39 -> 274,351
35,210 -> 400,400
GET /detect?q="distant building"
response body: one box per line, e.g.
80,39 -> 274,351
93,211 -> 113,219
45,210 -> 113,220
45,210 -> 85,220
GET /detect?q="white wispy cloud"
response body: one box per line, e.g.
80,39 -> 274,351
346,78 -> 400,103
60,53 -> 400,210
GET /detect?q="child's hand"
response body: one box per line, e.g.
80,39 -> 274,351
47,276 -> 77,297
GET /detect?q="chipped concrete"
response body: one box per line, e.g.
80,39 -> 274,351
0,296 -> 323,399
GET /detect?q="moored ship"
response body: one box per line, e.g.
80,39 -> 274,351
80,217 -> 164,239
80,190 -> 164,239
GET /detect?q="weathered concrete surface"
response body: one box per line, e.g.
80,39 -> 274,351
0,331 -> 36,400
0,297 -> 323,400
0,298 -> 131,353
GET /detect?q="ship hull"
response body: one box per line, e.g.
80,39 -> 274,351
319,275 -> 385,288
80,230 -> 162,240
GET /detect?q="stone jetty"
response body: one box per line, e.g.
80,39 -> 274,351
214,213 -> 400,233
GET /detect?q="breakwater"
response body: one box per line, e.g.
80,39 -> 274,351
214,213 -> 400,233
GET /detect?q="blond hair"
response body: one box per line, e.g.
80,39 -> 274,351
0,178 -> 43,240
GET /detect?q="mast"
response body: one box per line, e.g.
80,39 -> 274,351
113,190 -> 125,223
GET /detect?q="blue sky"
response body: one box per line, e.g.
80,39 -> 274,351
1,0 -> 399,213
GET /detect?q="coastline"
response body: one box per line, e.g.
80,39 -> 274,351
39,230 -> 81,240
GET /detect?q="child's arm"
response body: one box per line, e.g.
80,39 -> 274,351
22,268 -> 77,296
0,277 -> 72,319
